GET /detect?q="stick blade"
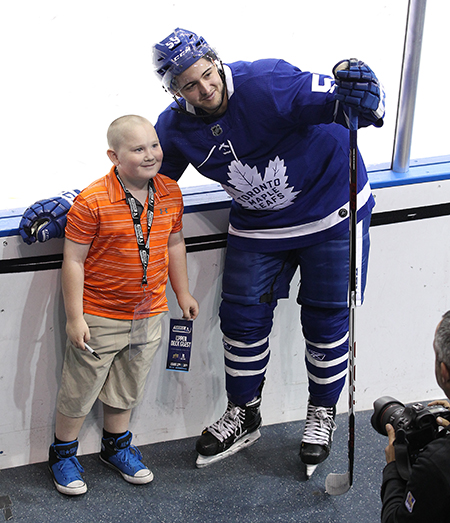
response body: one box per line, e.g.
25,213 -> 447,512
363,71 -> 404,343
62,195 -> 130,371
325,471 -> 351,496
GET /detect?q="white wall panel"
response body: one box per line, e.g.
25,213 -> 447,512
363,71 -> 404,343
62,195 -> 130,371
2,180 -> 450,468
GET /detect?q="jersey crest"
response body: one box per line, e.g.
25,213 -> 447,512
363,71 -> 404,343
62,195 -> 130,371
223,156 -> 300,211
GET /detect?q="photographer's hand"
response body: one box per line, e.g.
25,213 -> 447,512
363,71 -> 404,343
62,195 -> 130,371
428,399 -> 450,409
385,424 -> 396,464
428,400 -> 450,427
437,417 -> 450,428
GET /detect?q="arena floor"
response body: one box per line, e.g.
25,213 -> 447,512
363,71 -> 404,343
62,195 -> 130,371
0,408 -> 387,522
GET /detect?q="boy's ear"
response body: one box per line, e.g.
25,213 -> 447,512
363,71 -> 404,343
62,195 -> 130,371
107,149 -> 119,166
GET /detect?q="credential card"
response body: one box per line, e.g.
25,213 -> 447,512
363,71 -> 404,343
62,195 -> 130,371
166,318 -> 193,372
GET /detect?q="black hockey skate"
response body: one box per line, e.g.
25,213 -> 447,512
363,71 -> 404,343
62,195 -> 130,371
300,402 -> 336,478
195,396 -> 262,468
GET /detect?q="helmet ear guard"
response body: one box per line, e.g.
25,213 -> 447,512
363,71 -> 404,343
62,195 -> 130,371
153,28 -> 221,94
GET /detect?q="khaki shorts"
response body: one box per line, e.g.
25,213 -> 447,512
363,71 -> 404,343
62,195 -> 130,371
56,312 -> 165,417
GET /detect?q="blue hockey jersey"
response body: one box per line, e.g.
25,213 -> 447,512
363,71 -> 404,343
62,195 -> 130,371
155,59 -> 378,252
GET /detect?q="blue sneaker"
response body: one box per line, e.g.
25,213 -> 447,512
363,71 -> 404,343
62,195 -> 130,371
48,440 -> 87,495
100,431 -> 153,484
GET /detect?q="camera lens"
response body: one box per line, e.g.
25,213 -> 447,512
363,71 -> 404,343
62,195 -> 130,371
371,396 -> 406,435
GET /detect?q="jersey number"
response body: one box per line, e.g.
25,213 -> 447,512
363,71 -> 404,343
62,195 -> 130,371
311,74 -> 334,93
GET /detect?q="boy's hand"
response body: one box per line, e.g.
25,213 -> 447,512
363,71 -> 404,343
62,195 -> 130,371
66,317 -> 90,350
178,293 -> 199,320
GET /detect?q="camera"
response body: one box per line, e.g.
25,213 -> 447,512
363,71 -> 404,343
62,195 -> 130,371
371,396 -> 450,459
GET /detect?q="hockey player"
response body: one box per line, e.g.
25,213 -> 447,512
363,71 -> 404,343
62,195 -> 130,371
19,28 -> 385,477
152,28 -> 384,475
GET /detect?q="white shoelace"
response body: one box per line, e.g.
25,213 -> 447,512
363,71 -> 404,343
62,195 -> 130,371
302,405 -> 337,445
208,403 -> 245,442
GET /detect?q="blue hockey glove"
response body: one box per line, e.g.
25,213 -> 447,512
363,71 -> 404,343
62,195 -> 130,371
333,58 -> 385,124
19,189 -> 80,244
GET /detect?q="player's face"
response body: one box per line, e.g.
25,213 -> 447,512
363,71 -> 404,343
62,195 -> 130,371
110,123 -> 163,190
176,58 -> 227,115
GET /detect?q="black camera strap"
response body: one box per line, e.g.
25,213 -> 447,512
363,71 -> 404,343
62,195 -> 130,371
393,438 -> 412,481
115,168 -> 155,287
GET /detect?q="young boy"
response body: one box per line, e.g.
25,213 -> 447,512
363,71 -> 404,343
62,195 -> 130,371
49,115 -> 199,495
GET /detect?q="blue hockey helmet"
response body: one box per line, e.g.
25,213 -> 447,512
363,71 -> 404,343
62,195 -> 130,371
153,28 -> 220,94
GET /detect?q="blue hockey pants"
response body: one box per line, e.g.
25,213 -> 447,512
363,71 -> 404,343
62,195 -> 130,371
219,215 -> 370,407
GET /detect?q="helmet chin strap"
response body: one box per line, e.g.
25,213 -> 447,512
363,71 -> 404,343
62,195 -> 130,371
170,62 -> 227,119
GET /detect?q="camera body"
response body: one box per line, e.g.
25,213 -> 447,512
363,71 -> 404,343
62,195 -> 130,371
371,396 -> 450,460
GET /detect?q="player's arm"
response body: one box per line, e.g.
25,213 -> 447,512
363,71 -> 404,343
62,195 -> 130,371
19,190 -> 80,244
155,117 -> 190,181
167,230 -> 199,320
62,238 -> 91,349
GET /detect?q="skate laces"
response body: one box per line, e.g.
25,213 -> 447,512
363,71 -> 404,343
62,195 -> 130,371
208,401 -> 245,443
302,404 -> 336,446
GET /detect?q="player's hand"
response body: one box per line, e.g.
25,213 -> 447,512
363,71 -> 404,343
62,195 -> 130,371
385,423 -> 396,464
333,58 -> 384,121
19,190 -> 80,244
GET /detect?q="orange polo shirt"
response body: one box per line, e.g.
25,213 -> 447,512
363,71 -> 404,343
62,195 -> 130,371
65,166 -> 184,319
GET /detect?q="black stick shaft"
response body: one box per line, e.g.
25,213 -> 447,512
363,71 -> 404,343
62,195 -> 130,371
347,109 -> 358,487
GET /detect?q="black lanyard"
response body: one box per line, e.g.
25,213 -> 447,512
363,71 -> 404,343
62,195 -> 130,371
115,168 -> 155,286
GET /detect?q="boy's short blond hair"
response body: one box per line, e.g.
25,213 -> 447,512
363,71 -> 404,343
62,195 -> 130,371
107,115 -> 154,151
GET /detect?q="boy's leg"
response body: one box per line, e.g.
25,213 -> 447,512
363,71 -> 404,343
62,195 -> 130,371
50,314 -> 132,495
96,315 -> 164,485
49,412 -> 88,496
103,404 -> 131,434
100,404 -> 153,484
97,313 -> 163,411
55,411 -> 86,442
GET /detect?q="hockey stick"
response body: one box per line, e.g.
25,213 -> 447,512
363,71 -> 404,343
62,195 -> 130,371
325,106 -> 358,496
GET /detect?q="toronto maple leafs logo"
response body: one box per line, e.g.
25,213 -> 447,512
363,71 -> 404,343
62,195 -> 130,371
222,156 -> 300,210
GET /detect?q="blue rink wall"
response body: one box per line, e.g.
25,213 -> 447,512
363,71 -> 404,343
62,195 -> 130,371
1,158 -> 450,469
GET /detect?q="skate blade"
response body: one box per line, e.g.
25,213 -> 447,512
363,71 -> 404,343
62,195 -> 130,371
305,464 -> 318,479
196,429 -> 261,468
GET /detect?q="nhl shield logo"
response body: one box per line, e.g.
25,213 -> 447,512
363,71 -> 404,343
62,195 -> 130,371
211,124 -> 223,136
